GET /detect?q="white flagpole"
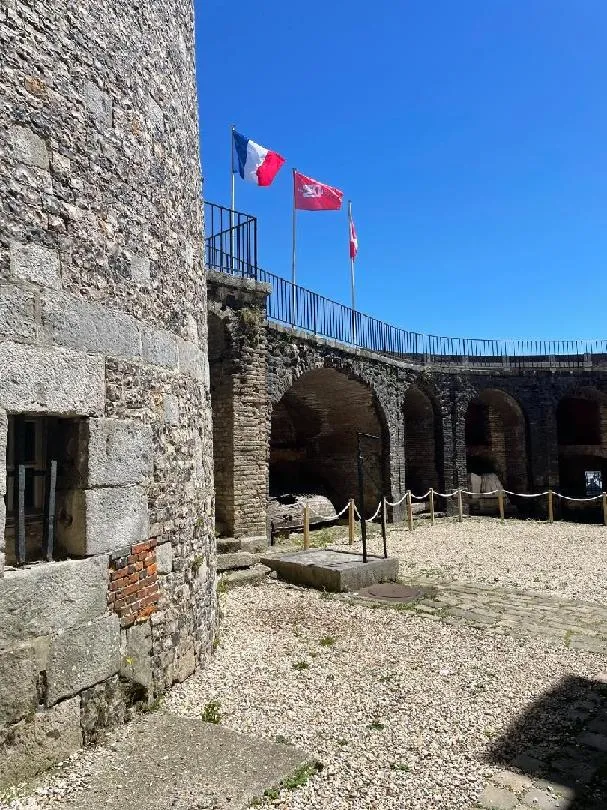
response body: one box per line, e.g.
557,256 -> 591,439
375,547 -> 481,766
291,168 -> 297,325
230,124 -> 235,271
349,201 -> 357,344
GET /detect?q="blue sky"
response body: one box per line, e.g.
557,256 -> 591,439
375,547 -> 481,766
194,0 -> 607,341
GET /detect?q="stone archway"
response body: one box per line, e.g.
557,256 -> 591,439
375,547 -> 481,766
465,389 -> 528,495
403,385 -> 443,496
557,387 -> 607,498
270,367 -> 389,516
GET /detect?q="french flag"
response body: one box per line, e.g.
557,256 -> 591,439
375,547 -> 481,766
232,131 -> 285,187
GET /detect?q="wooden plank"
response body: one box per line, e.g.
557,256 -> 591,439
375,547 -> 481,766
406,490 -> 413,531
498,489 -> 504,523
303,505 -> 310,549
348,499 -> 355,545
429,488 -> 435,525
457,488 -> 463,523
548,489 -> 554,524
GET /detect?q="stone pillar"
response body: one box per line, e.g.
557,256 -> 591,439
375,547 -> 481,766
207,272 -> 271,543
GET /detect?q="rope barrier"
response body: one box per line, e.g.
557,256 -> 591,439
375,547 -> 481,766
410,490 -> 431,500
385,493 -> 407,507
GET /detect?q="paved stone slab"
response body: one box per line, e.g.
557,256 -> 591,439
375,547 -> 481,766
55,711 -> 313,810
261,549 -> 398,592
478,783 -> 519,809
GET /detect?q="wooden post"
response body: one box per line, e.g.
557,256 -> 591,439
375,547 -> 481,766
406,490 -> 413,531
548,489 -> 553,524
603,493 -> 607,527
498,489 -> 504,523
457,488 -> 463,523
303,505 -> 310,549
381,498 -> 387,558
348,498 -> 355,545
429,488 -> 435,525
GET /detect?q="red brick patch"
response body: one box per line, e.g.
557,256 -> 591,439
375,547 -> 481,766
108,541 -> 160,628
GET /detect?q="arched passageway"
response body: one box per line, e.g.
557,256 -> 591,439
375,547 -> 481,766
270,368 -> 388,516
403,385 -> 443,496
557,388 -> 607,499
465,389 -> 528,503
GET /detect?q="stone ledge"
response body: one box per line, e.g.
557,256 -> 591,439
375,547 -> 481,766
260,549 -> 399,592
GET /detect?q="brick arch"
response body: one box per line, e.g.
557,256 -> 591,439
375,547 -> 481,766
269,360 -> 393,516
402,382 -> 444,495
464,387 -> 528,494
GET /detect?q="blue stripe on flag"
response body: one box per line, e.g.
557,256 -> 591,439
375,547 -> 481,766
233,131 -> 248,179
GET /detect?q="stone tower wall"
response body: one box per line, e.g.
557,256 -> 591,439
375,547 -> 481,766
0,0 -> 215,787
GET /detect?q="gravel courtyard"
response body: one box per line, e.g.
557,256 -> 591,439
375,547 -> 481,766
4,517 -> 607,809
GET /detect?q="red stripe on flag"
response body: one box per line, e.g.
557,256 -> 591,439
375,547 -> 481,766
256,151 -> 285,186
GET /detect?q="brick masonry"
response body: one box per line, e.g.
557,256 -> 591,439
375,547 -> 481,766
108,540 -> 160,628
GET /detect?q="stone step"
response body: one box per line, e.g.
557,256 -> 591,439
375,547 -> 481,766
220,563 -> 272,590
216,551 -> 259,572
216,537 -> 268,555
216,538 -> 241,554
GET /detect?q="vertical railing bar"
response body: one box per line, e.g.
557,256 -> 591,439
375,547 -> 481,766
44,459 -> 57,562
17,464 -> 26,565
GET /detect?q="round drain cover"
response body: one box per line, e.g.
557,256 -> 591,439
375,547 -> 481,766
357,583 -> 429,603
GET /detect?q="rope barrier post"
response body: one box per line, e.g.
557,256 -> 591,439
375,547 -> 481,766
381,497 -> 387,558
406,490 -> 413,531
603,492 -> 607,527
303,505 -> 310,549
356,433 -> 368,563
429,487 -> 434,525
498,489 -> 504,524
457,488 -> 463,523
548,489 -> 553,524
348,498 -> 355,545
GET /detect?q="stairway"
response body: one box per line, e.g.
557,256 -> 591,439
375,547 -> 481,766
217,538 -> 272,590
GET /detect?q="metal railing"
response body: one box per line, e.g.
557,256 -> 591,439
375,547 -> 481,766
204,202 -> 607,366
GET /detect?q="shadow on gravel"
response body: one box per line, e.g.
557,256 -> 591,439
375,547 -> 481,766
487,675 -> 607,809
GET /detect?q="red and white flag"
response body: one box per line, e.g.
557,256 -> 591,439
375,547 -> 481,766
294,171 -> 343,211
349,206 -> 358,259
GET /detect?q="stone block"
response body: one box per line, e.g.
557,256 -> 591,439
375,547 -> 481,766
178,337 -> 207,382
130,254 -> 150,285
156,541 -> 173,574
120,621 -> 152,688
80,675 -> 126,745
8,125 -> 49,169
40,290 -> 141,360
87,418 -> 153,486
84,80 -> 112,127
0,556 -> 109,646
0,341 -> 104,415
9,241 -> 60,289
0,644 -> 39,725
477,784 -> 519,809
0,696 -> 82,790
260,549 -> 399,593
0,282 -> 38,342
173,645 -> 196,683
142,326 -> 178,368
163,394 -> 180,425
46,615 -> 121,706
59,486 -> 149,556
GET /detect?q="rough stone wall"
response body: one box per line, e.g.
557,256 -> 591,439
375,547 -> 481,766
0,0 -> 215,789
207,272 -> 269,540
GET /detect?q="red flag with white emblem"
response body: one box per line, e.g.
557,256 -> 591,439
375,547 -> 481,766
349,206 -> 358,259
294,171 -> 343,211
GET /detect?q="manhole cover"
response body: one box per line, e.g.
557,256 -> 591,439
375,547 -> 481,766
356,583 -> 430,603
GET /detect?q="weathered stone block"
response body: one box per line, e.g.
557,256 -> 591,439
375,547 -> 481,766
83,80 -> 112,127
0,696 -> 82,790
40,290 -> 141,360
0,644 -> 39,725
0,341 -> 104,415
156,542 -> 173,574
0,283 -> 38,342
8,125 -> 49,169
0,556 -> 109,646
130,254 -> 150,285
163,394 -> 180,425
120,621 -> 152,688
46,615 -> 121,706
178,337 -> 207,383
9,241 -> 60,289
59,487 -> 149,556
142,326 -> 178,368
80,675 -> 126,745
87,419 -> 153,487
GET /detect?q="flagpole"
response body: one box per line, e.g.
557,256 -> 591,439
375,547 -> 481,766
291,168 -> 297,325
230,124 -> 235,271
349,201 -> 356,344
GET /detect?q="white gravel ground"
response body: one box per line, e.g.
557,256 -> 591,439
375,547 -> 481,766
164,581 -> 602,809
4,518 -> 607,810
340,516 -> 607,604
